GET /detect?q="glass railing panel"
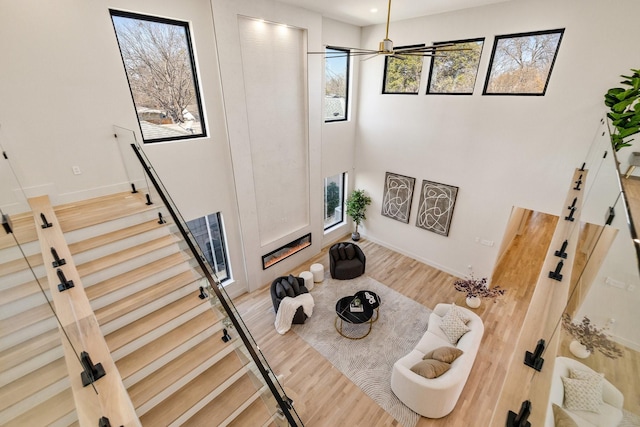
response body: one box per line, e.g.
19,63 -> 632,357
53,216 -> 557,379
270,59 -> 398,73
113,126 -> 302,425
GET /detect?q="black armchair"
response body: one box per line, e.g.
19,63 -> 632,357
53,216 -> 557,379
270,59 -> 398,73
270,274 -> 310,324
329,242 -> 366,280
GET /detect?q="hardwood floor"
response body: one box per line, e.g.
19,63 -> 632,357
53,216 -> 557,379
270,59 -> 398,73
234,210 -> 559,426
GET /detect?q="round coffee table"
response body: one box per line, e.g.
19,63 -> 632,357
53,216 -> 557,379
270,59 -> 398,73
355,290 -> 381,322
335,295 -> 374,340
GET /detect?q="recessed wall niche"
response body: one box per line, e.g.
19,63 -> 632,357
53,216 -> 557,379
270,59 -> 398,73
237,17 -> 310,245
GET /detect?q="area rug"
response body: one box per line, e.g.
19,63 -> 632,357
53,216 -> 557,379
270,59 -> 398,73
620,410 -> 640,427
291,274 -> 430,427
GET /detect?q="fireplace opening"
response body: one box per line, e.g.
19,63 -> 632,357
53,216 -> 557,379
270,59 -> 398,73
262,233 -> 311,270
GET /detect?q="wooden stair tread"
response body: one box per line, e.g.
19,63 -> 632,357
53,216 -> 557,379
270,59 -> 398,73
54,192 -> 153,233
85,252 -> 188,301
139,352 -> 246,426
76,234 -> 177,277
3,387 -> 75,427
105,293 -> 204,351
178,373 -> 259,427
68,219 -> 163,255
95,270 -> 196,325
0,302 -> 55,339
0,329 -> 61,372
0,356 -> 67,412
227,398 -> 275,427
1,252 -> 43,276
0,214 -> 37,249
116,310 -> 221,380
0,278 -> 45,308
128,333 -> 237,407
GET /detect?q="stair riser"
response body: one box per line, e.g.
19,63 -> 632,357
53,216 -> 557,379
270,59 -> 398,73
0,268 -> 46,292
0,347 -> 63,388
0,317 -> 58,351
111,304 -> 210,360
89,263 -> 191,310
0,292 -> 53,321
62,210 -> 161,246
99,282 -> 197,335
0,377 -> 70,425
80,243 -> 181,287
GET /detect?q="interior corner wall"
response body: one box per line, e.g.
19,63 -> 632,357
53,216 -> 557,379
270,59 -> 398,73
353,0 -> 640,279
211,0 -> 323,291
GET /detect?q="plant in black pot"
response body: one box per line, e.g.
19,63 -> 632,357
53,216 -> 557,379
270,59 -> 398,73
604,68 -> 640,152
345,189 -> 372,241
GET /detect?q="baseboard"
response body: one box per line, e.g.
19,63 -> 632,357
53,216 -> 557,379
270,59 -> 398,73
361,233 -> 466,279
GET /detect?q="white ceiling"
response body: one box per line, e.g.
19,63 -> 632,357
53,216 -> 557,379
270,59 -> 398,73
277,0 -> 512,26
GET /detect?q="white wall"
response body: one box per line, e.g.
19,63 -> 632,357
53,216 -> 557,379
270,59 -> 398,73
353,0 -> 640,280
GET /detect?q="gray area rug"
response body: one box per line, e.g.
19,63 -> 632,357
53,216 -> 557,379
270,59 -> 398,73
291,274 -> 430,427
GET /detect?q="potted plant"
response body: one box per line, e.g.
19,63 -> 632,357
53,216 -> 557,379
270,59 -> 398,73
561,313 -> 623,359
345,189 -> 372,241
453,275 -> 505,308
604,68 -> 640,152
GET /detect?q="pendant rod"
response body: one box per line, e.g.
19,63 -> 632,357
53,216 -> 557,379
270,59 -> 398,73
385,0 -> 392,40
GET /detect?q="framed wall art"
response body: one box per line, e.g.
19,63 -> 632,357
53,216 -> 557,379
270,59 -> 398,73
415,180 -> 458,236
381,172 -> 416,223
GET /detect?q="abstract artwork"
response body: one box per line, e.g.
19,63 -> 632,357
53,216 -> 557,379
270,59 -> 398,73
381,172 -> 415,223
415,180 -> 458,236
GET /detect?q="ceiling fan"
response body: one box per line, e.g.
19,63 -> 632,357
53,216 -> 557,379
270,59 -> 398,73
308,0 -> 456,59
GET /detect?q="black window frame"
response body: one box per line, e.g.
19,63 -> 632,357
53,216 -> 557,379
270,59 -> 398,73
482,28 -> 565,96
324,46 -> 350,122
425,37 -> 485,96
382,44 -> 425,95
110,9 -> 207,143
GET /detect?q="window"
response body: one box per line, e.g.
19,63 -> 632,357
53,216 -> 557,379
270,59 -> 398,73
325,47 -> 350,121
382,45 -> 425,94
483,29 -> 564,95
324,173 -> 346,230
426,38 -> 484,95
110,10 -> 206,143
186,213 -> 230,283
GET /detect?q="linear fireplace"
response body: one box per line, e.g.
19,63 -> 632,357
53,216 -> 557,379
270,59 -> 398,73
262,233 -> 311,270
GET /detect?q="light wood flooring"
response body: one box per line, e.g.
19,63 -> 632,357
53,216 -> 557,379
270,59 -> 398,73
235,211 -> 562,426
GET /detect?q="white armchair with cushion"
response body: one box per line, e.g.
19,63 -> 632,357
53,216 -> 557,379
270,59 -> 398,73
546,356 -> 623,427
391,303 -> 484,418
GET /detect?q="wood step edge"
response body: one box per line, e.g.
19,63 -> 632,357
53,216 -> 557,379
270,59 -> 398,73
0,252 -> 44,277
0,329 -> 62,373
76,234 -> 178,277
1,387 -> 76,427
68,219 -> 164,255
105,293 -> 206,352
95,270 -> 197,325
85,252 -> 188,301
0,277 -> 48,309
0,303 -> 56,340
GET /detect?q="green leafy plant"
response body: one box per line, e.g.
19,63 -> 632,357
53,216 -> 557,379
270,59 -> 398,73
562,313 -> 623,359
604,68 -> 640,151
345,189 -> 372,235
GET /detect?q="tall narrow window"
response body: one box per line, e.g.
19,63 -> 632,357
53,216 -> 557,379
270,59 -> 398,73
186,213 -> 230,283
325,47 -> 349,121
110,10 -> 206,143
324,173 -> 346,230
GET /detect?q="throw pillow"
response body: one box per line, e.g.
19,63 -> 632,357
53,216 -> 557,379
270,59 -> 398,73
338,243 -> 347,260
410,359 -> 451,379
275,282 -> 286,299
569,368 -> 605,404
561,376 -> 602,413
288,274 -> 300,294
423,346 -> 464,364
440,307 -> 471,344
281,280 -> 295,298
330,245 -> 340,261
344,244 -> 356,260
449,302 -> 470,324
552,404 -> 578,427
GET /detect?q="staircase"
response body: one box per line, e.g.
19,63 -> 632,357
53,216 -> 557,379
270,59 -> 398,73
0,191 -> 281,426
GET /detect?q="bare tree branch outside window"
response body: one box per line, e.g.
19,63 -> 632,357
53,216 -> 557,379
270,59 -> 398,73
427,39 -> 484,95
483,29 -> 564,95
111,10 -> 206,142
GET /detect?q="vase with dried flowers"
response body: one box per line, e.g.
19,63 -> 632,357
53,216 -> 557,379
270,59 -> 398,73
561,313 -> 623,359
453,275 -> 505,308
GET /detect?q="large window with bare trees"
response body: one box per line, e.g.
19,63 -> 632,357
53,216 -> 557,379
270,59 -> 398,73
110,10 -> 206,143
483,29 -> 564,96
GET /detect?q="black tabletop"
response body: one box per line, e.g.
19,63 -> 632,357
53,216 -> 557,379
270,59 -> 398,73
336,295 -> 373,324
